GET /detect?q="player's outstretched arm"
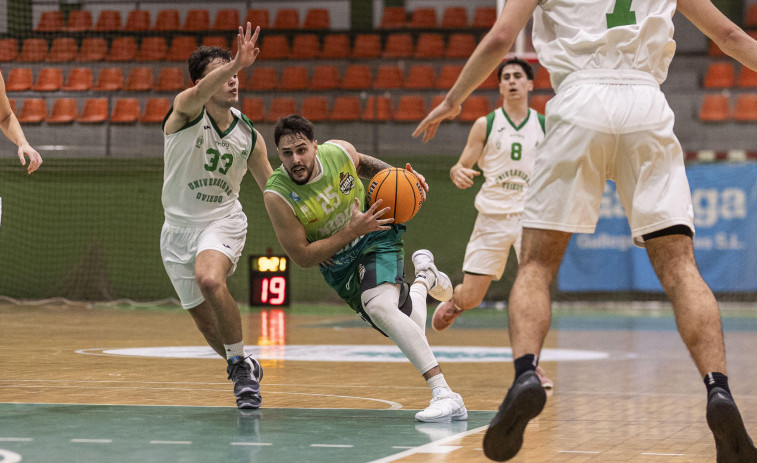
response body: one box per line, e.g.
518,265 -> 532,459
247,129 -> 273,191
0,73 -> 41,174
412,0 -> 538,143
678,0 -> 757,71
450,116 -> 486,189
264,193 -> 392,268
167,23 -> 260,132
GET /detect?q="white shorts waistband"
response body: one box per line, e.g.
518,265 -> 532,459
558,69 -> 659,92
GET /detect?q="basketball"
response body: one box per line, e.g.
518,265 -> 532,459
367,167 -> 424,224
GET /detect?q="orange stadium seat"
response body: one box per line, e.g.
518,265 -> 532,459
441,7 -> 468,28
362,95 -> 392,121
445,33 -> 476,58
95,10 -> 122,31
394,95 -> 427,121
274,9 -> 300,29
18,38 -> 48,62
320,33 -> 349,59
414,33 -> 444,58
258,35 -> 290,60
213,9 -> 239,31
154,9 -> 180,31
247,67 -> 278,91
47,37 -> 77,62
340,65 -> 372,90
290,34 -> 321,59
699,94 -> 730,122
266,97 -> 297,122
372,65 -> 404,89
202,36 -> 229,49
530,94 -> 553,114
47,98 -> 78,123
431,93 -> 448,113
704,62 -> 735,88
66,10 -> 93,32
155,67 -> 188,91
242,97 -> 265,120
409,8 -> 437,28
107,37 -> 137,62
473,7 -> 497,28
61,68 -> 93,91
5,68 -> 33,92
303,9 -> 330,30
479,69 -> 499,89
110,98 -> 140,123
280,66 -> 309,91
8,98 -> 16,114
708,41 -> 726,57
746,3 -> 757,28
35,11 -> 63,32
18,98 -> 46,123
93,67 -> 124,91
0,39 -> 19,62
382,33 -> 413,58
32,68 -> 63,92
166,36 -> 197,62
436,64 -> 462,89
310,65 -> 340,90
125,10 -> 151,31
136,37 -> 167,61
124,67 -> 154,91
77,98 -> 108,123
236,69 -> 248,90
405,65 -> 436,90
733,94 -> 757,121
75,38 -> 107,61
738,66 -> 757,87
380,7 -> 407,29
183,9 -> 210,31
351,34 -> 381,59
140,97 -> 171,123
533,66 -> 552,89
245,9 -> 270,29
329,96 -> 361,121
301,96 -> 329,122
459,95 -> 491,121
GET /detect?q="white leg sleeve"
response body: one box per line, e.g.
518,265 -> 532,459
408,282 -> 428,330
362,283 -> 438,374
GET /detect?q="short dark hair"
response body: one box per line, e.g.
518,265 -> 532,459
188,46 -> 232,83
274,115 -> 315,147
497,57 -> 534,81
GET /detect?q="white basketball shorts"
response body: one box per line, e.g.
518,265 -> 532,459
160,207 -> 248,309
523,69 -> 694,247
462,212 -> 523,280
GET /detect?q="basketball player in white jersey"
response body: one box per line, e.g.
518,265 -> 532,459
414,0 -> 757,461
160,23 -> 272,409
0,72 -> 42,173
431,58 -> 553,389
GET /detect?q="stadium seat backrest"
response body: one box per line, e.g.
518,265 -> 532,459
95,10 -> 122,31
32,67 -> 63,92
47,98 -> 78,123
77,98 -> 109,123
738,66 -> 757,87
93,67 -> 124,91
351,34 -> 381,59
166,36 -> 198,62
266,97 -> 297,122
245,9 -> 270,29
472,7 -> 497,28
202,36 -> 229,49
530,94 -> 553,115
213,9 -> 240,31
413,33 -> 444,58
140,97 -> 171,123
441,7 -> 468,28
699,94 -> 730,122
125,10 -> 151,31
62,67 -> 93,91
8,98 -> 16,114
6,68 -> 33,92
18,98 -> 47,123
273,9 -> 300,29
258,35 -> 290,60
320,34 -> 349,59
362,95 -> 392,121
66,10 -> 93,32
746,3 -> 757,28
704,62 -> 735,88
478,69 -> 500,89
329,96 -> 361,121
47,37 -> 77,62
405,65 -> 436,90
155,67 -> 187,92
409,8 -> 437,28
380,7 -> 406,29
394,95 -> 427,121
110,98 -> 140,123
459,95 -> 491,121
436,65 -> 463,89
75,38 -> 107,62
155,9 -> 180,31
36,11 -> 64,32
734,94 -> 757,121
106,37 -> 138,62
247,67 -> 279,91
303,9 -> 330,30
290,34 -> 321,59
0,39 -> 19,62
280,66 -> 309,90
301,96 -> 329,121
372,65 -> 404,89
311,65 -> 340,90
445,33 -> 476,59
18,38 -> 49,62
341,65 -> 372,90
184,9 -> 210,31
124,67 -> 154,91
382,33 -> 413,59
242,97 -> 266,121
136,37 -> 167,61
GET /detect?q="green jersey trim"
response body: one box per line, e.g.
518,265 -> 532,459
240,113 -> 257,152
162,106 -> 204,134
484,110 -> 496,146
501,107 -> 531,131
537,112 -> 546,133
208,110 -> 239,138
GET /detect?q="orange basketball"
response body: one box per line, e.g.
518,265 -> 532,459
367,167 -> 424,224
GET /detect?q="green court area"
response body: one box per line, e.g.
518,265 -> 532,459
0,404 -> 493,463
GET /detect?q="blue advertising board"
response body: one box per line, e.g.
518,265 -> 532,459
559,163 -> 757,292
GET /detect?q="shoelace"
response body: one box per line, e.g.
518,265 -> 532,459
227,362 -> 251,381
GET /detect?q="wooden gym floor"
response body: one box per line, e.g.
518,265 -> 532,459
1,302 -> 757,462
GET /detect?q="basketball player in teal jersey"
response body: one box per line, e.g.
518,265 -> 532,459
415,0 -> 757,460
264,115 -> 468,423
160,23 -> 272,409
0,72 -> 42,173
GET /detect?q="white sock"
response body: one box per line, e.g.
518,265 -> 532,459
409,282 -> 428,330
224,341 -> 246,361
361,284 -> 438,374
427,373 -> 451,395
413,270 -> 436,291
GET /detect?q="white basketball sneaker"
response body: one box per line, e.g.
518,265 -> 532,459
411,249 -> 453,302
415,389 -> 468,423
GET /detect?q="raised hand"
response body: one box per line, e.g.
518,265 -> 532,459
18,143 -> 42,174
233,22 -> 260,71
412,99 -> 461,143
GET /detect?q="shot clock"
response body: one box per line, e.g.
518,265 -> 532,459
249,255 -> 290,307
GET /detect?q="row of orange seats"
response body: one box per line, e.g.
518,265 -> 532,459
34,8 -> 330,33
703,61 -> 757,88
5,67 -> 189,92
9,97 -> 170,124
378,6 -> 496,29
699,93 -> 757,122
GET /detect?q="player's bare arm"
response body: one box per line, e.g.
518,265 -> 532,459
247,129 -> 273,191
264,193 -> 392,268
0,72 -> 42,174
450,117 -> 486,189
678,0 -> 757,70
165,23 -> 260,134
413,0 -> 538,143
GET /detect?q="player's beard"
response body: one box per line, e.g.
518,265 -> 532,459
288,161 -> 315,185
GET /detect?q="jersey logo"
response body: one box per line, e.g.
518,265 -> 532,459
339,172 -> 356,195
289,192 -> 302,202
358,264 -> 366,283
195,136 -> 204,148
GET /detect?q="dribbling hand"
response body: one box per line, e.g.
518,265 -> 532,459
405,163 -> 428,201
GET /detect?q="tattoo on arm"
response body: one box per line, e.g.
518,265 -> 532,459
357,155 -> 392,179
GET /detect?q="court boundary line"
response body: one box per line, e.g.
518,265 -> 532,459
366,424 -> 489,463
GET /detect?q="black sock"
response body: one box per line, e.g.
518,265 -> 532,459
704,372 -> 731,395
513,354 -> 537,379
